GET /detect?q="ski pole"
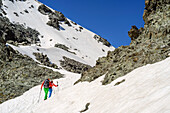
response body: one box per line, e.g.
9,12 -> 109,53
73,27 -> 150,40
57,81 -> 59,92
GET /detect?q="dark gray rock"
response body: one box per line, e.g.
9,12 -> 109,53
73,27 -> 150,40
54,43 -> 76,54
33,52 -> 58,69
47,17 -> 60,30
54,43 -> 69,51
60,56 -> 92,74
13,12 -> 19,17
0,16 -> 63,104
38,4 -> 70,30
49,11 -> 65,21
80,103 -> 90,113
70,21 -> 77,25
93,35 -> 111,47
24,9 -> 29,13
64,19 -> 72,26
47,11 -> 66,30
0,43 -> 63,103
38,4 -> 52,15
128,25 -> 140,40
0,16 -> 40,45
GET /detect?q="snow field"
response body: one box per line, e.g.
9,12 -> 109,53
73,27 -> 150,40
0,57 -> 169,113
2,0 -> 114,66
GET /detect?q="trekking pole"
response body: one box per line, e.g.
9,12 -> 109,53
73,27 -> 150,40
37,89 -> 42,103
57,81 -> 59,92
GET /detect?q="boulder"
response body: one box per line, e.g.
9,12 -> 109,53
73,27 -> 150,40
38,4 -> 52,15
128,25 -> 140,40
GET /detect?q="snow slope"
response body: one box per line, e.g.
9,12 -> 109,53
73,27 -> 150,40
1,0 -> 114,66
0,57 -> 169,113
1,0 -> 170,113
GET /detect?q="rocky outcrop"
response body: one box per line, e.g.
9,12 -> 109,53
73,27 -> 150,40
0,16 -> 63,104
0,16 -> 40,45
60,56 -> 92,74
93,35 -> 111,47
47,17 -> 60,30
143,0 -> 170,24
0,42 -> 63,103
38,4 -> 71,30
38,4 -> 52,15
54,43 -> 76,54
33,52 -> 58,69
78,0 -> 170,85
128,25 -> 141,40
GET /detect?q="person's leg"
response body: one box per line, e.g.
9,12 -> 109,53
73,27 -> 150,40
44,88 -> 49,100
48,88 -> 52,98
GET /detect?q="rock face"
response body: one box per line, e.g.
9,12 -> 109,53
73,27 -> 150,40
0,42 -> 63,103
54,43 -> 76,54
38,4 -> 71,30
93,35 -> 111,47
54,43 -> 69,51
60,56 -> 92,74
128,25 -> 141,40
33,52 -> 58,69
0,16 -> 40,45
38,4 -> 52,15
0,16 -> 63,103
79,0 -> 170,85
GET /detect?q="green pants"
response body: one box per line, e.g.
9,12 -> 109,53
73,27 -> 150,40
44,88 -> 49,100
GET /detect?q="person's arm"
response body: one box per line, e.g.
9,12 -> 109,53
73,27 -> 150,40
41,81 -> 44,89
53,83 -> 58,87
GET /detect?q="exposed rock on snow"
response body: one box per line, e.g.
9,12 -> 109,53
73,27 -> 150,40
93,34 -> 111,47
0,42 -> 63,103
79,0 -> 170,84
54,43 -> 76,54
33,52 -> 58,69
0,16 -> 40,45
80,103 -> 90,113
60,56 -> 92,74
38,4 -> 71,30
38,4 -> 52,15
0,0 -> 114,104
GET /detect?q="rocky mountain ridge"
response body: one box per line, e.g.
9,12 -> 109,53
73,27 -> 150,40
0,0 -> 113,104
0,16 -> 63,103
78,0 -> 170,85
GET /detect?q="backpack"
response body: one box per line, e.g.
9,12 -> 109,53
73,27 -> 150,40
43,79 -> 49,88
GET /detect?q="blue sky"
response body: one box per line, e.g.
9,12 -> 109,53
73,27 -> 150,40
39,0 -> 145,48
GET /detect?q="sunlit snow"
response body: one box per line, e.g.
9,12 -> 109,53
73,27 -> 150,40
1,0 -> 170,113
0,57 -> 170,113
2,0 -> 114,66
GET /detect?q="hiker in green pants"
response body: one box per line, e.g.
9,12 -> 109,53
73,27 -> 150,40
41,79 -> 50,100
